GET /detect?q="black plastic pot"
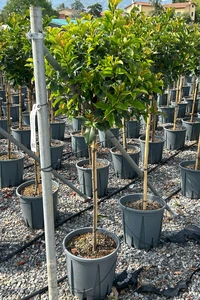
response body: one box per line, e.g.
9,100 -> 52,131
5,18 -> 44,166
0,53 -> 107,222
183,97 -> 199,114
63,227 -> 120,300
0,89 -> 6,102
72,117 -> 83,131
16,179 -> 59,229
179,160 -> 200,199
157,93 -> 168,106
139,135 -> 165,164
50,119 -> 65,140
71,131 -> 89,158
22,112 -> 38,131
0,119 -> 8,139
164,125 -> 186,150
126,120 -> 140,138
159,106 -> 175,124
170,89 -> 177,101
76,158 -> 110,197
182,86 -> 190,97
2,104 -> 19,122
11,125 -> 31,149
110,145 -> 140,179
0,151 -> 25,188
98,128 -> 119,148
171,101 -> 188,118
119,193 -> 166,249
50,139 -> 64,170
182,117 -> 200,141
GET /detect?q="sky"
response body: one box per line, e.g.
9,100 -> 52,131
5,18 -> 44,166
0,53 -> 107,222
0,0 -> 172,12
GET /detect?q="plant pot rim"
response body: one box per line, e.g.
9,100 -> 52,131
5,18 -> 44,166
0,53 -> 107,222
110,145 -> 141,155
76,158 -> 110,170
0,151 -> 25,161
63,227 -> 120,262
70,131 -> 83,136
11,125 -> 30,131
50,139 -> 64,147
164,125 -> 187,132
139,135 -> 165,143
179,160 -> 200,172
50,118 -> 65,124
119,193 -> 166,213
159,105 -> 174,109
182,117 -> 200,123
16,179 -> 59,199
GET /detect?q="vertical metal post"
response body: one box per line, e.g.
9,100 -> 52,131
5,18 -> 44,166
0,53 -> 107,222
29,6 -> 58,299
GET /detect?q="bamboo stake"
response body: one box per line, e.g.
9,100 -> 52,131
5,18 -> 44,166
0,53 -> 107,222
190,78 -> 198,123
122,118 -> 127,151
19,86 -> 23,130
178,76 -> 183,103
28,87 -> 32,113
143,97 -> 152,210
151,94 -> 157,143
6,83 -> 11,159
167,84 -> 171,106
173,77 -> 180,131
195,134 -> 200,170
92,140 -> 98,251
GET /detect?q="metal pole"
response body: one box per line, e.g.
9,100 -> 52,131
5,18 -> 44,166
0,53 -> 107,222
29,6 -> 58,299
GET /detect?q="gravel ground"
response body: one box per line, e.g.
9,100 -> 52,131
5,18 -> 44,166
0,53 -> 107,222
0,117 -> 200,300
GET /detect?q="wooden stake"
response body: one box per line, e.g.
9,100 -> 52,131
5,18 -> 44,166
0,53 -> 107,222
6,83 -> 11,159
143,97 -> 152,210
92,140 -> 98,251
190,78 -> 198,123
173,77 -> 180,131
19,86 -> 23,130
122,118 -> 127,151
195,134 -> 200,170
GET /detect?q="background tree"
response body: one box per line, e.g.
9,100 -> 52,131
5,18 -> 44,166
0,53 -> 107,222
149,0 -> 165,16
71,0 -> 84,11
56,3 -> 65,10
1,0 -> 58,22
87,3 -> 102,17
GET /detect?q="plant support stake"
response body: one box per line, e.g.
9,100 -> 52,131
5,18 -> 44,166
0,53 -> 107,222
29,6 -> 58,299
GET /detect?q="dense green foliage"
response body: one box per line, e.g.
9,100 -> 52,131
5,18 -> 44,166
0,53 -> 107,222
46,0 -> 163,141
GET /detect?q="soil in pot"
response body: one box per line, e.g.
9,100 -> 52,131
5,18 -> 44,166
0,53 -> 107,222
66,231 -> 117,259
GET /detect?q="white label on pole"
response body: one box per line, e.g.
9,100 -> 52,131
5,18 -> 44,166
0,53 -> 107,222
30,104 -> 38,152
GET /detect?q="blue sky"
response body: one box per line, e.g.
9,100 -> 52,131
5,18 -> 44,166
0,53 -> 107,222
0,0 -> 172,11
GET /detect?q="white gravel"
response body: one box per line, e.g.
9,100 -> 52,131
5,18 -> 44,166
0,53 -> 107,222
0,117 -> 200,300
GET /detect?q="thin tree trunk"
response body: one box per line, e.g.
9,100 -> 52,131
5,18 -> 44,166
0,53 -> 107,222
195,134 -> 200,170
92,140 -> 98,251
19,86 -> 23,130
143,98 -> 152,210
122,118 -> 127,151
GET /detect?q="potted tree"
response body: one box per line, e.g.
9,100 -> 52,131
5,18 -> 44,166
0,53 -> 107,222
45,0 -> 163,298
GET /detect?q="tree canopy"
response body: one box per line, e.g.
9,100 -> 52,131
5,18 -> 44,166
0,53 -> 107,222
0,0 -> 58,22
71,0 -> 85,11
87,3 -> 103,17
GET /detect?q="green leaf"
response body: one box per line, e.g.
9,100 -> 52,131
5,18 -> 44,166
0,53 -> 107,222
84,127 -> 96,145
